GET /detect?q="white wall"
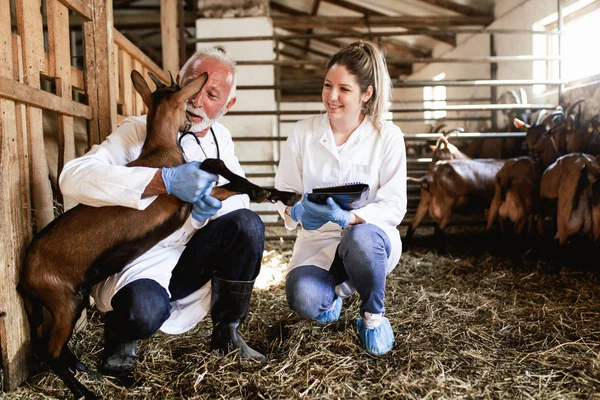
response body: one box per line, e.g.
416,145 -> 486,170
195,16 -> 277,188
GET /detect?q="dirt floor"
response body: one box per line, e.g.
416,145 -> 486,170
4,225 -> 600,399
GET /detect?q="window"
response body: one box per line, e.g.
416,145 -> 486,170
534,0 -> 600,88
424,72 -> 446,122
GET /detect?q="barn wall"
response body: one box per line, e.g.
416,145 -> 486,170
195,16 -> 277,188
395,0 -> 585,134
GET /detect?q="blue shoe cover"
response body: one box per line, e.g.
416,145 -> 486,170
314,297 -> 342,324
356,316 -> 394,356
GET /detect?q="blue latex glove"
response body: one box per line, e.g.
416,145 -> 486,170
191,194 -> 222,221
161,161 -> 218,203
300,194 -> 352,230
289,203 -> 304,222
356,316 -> 394,356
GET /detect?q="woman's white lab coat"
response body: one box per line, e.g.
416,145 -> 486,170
274,113 -> 407,274
59,115 -> 249,334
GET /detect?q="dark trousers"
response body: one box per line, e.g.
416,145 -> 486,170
104,209 -> 265,341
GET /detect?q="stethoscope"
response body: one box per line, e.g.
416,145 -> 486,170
177,127 -> 220,161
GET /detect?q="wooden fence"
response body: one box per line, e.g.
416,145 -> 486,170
0,0 -> 167,392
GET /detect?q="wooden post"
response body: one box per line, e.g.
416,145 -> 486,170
0,2 -> 32,392
48,0 -> 77,210
161,0 -> 180,76
16,0 -> 54,230
83,0 -> 116,146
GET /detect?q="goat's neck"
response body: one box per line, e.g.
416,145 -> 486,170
540,139 -> 561,169
140,116 -> 181,157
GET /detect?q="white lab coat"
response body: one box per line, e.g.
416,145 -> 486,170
274,113 -> 407,274
59,115 -> 249,334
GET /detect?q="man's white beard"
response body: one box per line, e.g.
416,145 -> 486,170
186,105 -> 225,133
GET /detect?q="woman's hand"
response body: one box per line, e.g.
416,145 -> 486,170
299,193 -> 351,230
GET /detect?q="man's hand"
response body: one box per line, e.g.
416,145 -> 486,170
191,194 -> 222,221
299,193 -> 351,230
161,161 -> 218,203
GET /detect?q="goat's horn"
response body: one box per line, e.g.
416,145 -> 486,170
566,99 -> 585,115
434,123 -> 447,133
506,89 -> 520,104
169,71 -> 177,87
518,87 -> 528,105
445,127 -> 464,137
147,71 -> 164,89
534,109 -> 548,126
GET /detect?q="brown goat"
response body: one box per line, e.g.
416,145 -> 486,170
539,153 -> 600,245
486,115 -> 563,236
406,159 -> 504,244
18,70 -> 299,399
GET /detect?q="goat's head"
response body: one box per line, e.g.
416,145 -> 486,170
515,108 -> 563,154
131,70 -> 208,134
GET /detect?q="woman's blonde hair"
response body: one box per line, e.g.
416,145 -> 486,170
326,40 -> 392,131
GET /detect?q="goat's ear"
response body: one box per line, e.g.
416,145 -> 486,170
429,145 -> 437,152
513,118 -> 528,130
176,72 -> 208,103
131,70 -> 153,109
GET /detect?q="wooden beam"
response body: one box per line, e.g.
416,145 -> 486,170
272,15 -> 493,29
83,0 -> 116,144
0,1 -> 31,392
113,29 -> 169,82
48,0 -> 78,210
16,0 -> 55,229
280,39 -> 331,58
161,0 -> 179,75
304,0 -> 322,55
121,31 -> 162,66
415,0 -> 491,17
57,0 -> 92,20
322,0 -> 455,45
0,76 -> 93,119
272,2 -> 430,58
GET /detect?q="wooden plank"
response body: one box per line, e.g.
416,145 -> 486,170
83,21 -> 99,146
133,58 -> 144,116
271,15 -> 494,29
121,51 -> 133,116
48,0 -> 77,210
0,2 -> 31,392
16,0 -> 54,230
113,43 -> 120,110
117,47 -> 125,108
57,0 -> 93,20
113,28 -> 169,82
161,0 -> 179,75
0,77 -> 92,119
13,33 -> 33,246
44,52 -> 85,91
92,0 -> 115,142
415,0 -> 491,17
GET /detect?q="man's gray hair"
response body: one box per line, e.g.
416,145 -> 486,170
179,47 -> 237,103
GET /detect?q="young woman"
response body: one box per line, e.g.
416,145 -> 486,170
275,41 -> 407,356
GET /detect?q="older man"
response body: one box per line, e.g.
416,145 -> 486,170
59,48 -> 266,383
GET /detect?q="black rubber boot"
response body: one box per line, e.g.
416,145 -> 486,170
100,325 -> 138,386
209,276 -> 267,364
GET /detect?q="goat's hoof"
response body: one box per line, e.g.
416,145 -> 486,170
248,189 -> 271,203
266,189 -> 301,205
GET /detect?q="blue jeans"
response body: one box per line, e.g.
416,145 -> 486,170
105,209 -> 265,341
286,223 -> 391,319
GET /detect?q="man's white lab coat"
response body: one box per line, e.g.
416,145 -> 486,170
274,114 -> 407,274
59,115 -> 249,334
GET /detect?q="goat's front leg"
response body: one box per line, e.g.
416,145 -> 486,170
201,159 -> 270,201
201,159 -> 300,205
